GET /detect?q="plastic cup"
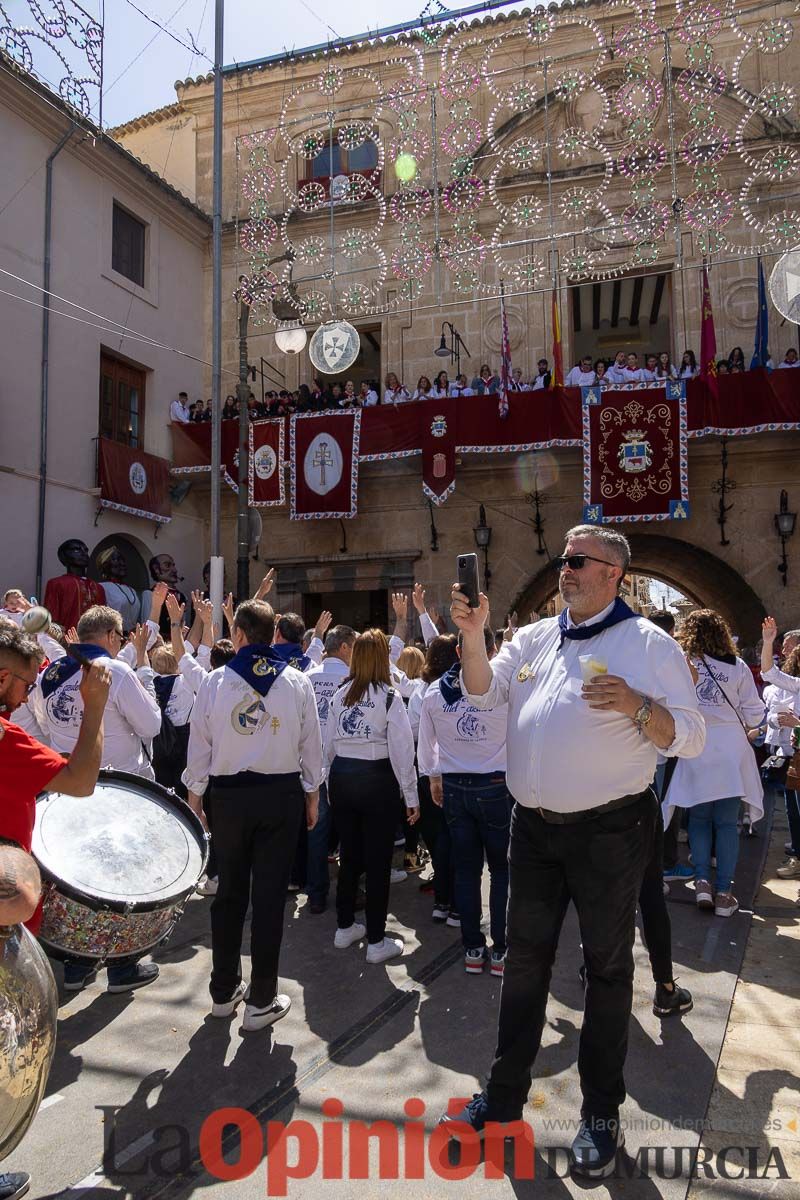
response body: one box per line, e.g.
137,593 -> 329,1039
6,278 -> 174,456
578,654 -> 608,684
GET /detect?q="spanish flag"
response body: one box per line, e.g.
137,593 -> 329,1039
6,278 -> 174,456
551,287 -> 563,388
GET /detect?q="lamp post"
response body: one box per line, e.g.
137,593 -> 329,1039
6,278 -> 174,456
473,503 -> 492,591
434,321 -> 471,378
775,489 -> 796,587
236,281 -> 251,603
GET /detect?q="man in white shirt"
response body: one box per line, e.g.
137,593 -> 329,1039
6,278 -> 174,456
30,604 -> 163,994
418,628 -> 510,975
304,625 -> 356,913
169,391 -> 191,423
184,599 -> 322,1031
443,525 -> 704,1178
605,351 -> 628,383
530,358 -> 551,390
565,356 -> 597,388
273,612 -> 326,671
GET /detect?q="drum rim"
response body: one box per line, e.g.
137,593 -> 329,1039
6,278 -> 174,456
34,768 -> 208,913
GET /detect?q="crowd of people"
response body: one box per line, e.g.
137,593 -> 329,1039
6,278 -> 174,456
167,344 -> 800,425
1,524 -> 796,1184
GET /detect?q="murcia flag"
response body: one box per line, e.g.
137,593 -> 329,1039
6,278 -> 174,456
290,410 -> 361,520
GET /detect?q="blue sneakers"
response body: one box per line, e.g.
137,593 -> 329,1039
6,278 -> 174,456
439,1092 -> 520,1138
663,863 -> 694,882
570,1117 -> 625,1178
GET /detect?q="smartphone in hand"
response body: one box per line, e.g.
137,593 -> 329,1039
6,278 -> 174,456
457,553 -> 480,608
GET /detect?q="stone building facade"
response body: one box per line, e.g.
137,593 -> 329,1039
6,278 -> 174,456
110,1 -> 800,638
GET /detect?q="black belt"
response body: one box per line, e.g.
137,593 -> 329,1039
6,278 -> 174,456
209,770 -> 301,790
532,790 -> 649,825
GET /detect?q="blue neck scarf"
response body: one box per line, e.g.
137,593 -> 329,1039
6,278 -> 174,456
153,674 -> 178,708
558,597 -> 636,649
226,644 -> 287,697
270,641 -> 310,672
41,644 -> 107,698
439,664 -> 463,706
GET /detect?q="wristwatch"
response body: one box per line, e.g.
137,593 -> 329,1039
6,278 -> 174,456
633,695 -> 653,733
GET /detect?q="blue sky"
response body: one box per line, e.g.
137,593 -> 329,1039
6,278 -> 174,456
8,0 -> 516,127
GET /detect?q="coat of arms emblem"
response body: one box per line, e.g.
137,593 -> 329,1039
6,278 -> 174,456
618,429 -> 652,474
431,415 -> 447,438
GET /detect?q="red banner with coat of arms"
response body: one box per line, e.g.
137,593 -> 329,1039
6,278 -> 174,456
98,437 -> 171,524
581,382 -> 690,524
290,410 -> 361,520
249,419 -> 285,507
422,396 -> 458,505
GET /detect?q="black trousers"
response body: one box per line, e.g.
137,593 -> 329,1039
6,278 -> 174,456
487,792 -> 655,1122
638,806 -> 674,984
209,773 -> 304,1007
329,757 -> 397,944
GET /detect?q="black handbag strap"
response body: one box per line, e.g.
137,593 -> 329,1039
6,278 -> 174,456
699,655 -> 752,732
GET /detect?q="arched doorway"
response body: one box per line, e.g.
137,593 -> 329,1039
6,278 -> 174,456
89,533 -> 152,592
512,533 -> 767,644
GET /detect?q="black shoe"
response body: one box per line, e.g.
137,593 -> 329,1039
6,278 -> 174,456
570,1117 -> 624,1178
0,1174 -> 30,1200
653,980 -> 693,1018
106,962 -> 160,994
309,900 -> 327,914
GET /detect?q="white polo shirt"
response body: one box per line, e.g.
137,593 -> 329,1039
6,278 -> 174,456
462,604 -> 705,812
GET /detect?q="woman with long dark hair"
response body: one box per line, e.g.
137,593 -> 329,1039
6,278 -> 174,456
324,630 -> 419,963
670,610 -> 765,916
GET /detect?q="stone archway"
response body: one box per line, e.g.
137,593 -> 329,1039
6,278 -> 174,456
512,533 -> 767,644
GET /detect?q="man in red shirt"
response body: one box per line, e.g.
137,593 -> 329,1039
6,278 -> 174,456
0,623 -> 110,902
0,624 -> 109,1200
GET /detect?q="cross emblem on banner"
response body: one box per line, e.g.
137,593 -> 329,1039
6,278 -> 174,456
313,440 -> 334,486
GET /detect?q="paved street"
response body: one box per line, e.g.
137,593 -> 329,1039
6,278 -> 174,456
11,787 -> 800,1200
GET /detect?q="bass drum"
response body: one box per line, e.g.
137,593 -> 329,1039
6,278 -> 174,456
33,769 -> 208,962
0,923 -> 58,1162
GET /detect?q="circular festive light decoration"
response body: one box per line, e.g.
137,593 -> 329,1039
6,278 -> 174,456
630,179 -> 657,205
397,108 -> 420,133
559,188 -> 595,220
439,64 -> 480,100
236,271 -> 280,307
680,127 -> 730,167
442,176 -> 484,214
239,219 -> 278,254
507,193 -> 545,225
390,187 -> 431,224
683,188 -> 734,230
318,65 -> 344,96
758,145 -> 800,180
241,168 -> 277,202
622,201 -> 671,242
528,12 -> 555,41
616,74 -> 663,120
390,130 -> 430,162
614,20 -> 660,61
755,18 -> 793,54
451,267 -> 481,293
505,80 -> 536,109
676,63 -> 727,105
634,242 -> 659,266
561,247 -> 597,279
248,198 -> 271,220
385,75 -> 428,113
554,70 -> 590,102
297,182 -> 327,213
505,137 -> 542,172
339,228 -> 370,258
440,119 -> 482,157
340,283 -> 374,313
693,163 -> 721,192
443,231 -> 486,270
295,236 -> 327,264
688,99 -> 718,129
673,3 -> 722,45
506,254 -> 546,287
338,122 -> 373,151
248,146 -> 270,169
764,212 -> 800,247
696,230 -> 725,256
297,290 -> 331,322
618,142 -> 667,178
756,83 -> 796,119
391,240 -> 433,280
448,97 -> 474,122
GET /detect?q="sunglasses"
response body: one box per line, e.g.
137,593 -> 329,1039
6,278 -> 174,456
5,670 -> 37,696
553,554 -> 618,571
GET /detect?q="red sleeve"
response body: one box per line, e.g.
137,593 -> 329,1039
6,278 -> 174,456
0,719 -> 66,803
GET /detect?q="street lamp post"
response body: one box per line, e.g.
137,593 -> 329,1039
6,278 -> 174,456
236,288 -> 251,603
473,503 -> 492,591
434,321 -> 471,378
775,489 -> 797,587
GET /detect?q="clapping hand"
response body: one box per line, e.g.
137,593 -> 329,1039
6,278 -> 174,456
129,623 -> 150,667
165,593 -> 185,626
391,592 -> 408,621
762,616 -> 778,645
412,582 -> 426,615
314,610 -> 333,641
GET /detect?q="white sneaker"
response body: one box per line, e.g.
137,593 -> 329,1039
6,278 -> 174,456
366,937 -> 404,964
242,994 -> 291,1031
334,923 -> 366,949
390,868 -> 408,884
211,980 -> 247,1018
196,875 -> 218,896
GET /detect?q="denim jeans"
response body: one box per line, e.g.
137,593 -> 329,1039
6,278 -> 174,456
305,783 -> 331,904
785,789 -> 800,855
688,797 -> 741,893
442,773 -> 512,952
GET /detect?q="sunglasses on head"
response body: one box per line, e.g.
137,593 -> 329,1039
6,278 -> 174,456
553,554 -> 618,571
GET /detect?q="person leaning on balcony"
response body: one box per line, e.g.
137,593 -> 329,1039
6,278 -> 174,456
170,391 -> 191,423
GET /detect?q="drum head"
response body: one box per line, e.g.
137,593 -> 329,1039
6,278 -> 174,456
33,772 -> 206,911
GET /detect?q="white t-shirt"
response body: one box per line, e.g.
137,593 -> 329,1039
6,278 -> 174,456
417,674 -> 508,776
323,682 -> 419,807
384,387 -> 410,404
305,656 -> 350,739
170,399 -> 190,423
565,367 -> 596,387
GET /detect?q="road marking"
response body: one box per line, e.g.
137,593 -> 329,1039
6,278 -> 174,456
56,1132 -> 156,1198
40,1093 -> 64,1110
